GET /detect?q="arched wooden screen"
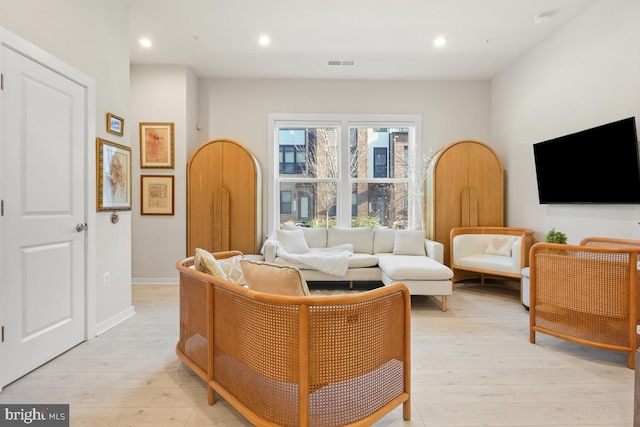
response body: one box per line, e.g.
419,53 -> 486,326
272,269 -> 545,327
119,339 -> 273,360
187,139 -> 262,256
425,139 -> 504,266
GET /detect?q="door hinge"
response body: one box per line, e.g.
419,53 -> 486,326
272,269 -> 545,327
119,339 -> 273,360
1,73 -> 3,90
1,326 -> 4,343
1,200 -> 3,216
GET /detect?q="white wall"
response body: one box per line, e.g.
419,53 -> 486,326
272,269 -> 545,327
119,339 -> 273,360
197,78 -> 492,241
0,0 -> 133,328
130,65 -> 198,282
491,0 -> 640,243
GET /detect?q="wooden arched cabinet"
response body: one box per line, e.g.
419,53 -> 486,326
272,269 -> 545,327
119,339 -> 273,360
425,140 -> 504,266
187,139 -> 262,256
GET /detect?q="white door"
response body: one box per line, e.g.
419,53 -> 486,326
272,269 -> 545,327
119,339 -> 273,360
0,45 -> 87,388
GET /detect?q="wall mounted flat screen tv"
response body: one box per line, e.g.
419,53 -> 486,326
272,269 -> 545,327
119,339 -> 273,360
533,116 -> 640,204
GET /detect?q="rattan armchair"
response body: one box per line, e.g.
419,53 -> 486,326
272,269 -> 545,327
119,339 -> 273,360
529,237 -> 640,368
450,226 -> 534,284
176,251 -> 411,426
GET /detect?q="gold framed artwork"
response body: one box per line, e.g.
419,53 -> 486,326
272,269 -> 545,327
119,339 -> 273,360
96,138 -> 132,211
141,175 -> 175,215
139,122 -> 174,168
107,113 -> 124,137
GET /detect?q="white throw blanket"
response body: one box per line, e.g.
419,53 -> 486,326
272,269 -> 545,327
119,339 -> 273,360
276,244 -> 354,277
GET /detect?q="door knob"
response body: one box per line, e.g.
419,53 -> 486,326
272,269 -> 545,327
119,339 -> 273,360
76,223 -> 88,232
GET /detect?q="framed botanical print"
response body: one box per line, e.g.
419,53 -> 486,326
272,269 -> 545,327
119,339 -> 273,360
140,175 -> 175,215
139,122 -> 174,168
96,138 -> 132,211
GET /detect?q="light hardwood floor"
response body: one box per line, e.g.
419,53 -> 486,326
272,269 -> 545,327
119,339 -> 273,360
0,282 -> 634,426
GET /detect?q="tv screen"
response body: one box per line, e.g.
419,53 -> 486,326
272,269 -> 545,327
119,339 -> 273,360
533,117 -> 640,204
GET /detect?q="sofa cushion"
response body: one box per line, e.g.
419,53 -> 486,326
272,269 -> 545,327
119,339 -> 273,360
276,228 -> 310,254
373,228 -> 396,253
348,253 -> 379,268
458,254 -> 515,274
484,236 -> 518,257
377,254 -> 453,281
241,259 -> 310,296
194,248 -> 228,280
393,230 -> 426,256
282,223 -> 328,248
327,226 -> 374,254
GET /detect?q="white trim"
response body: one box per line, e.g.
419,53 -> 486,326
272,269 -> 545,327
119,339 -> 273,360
132,278 -> 180,285
95,306 -> 136,336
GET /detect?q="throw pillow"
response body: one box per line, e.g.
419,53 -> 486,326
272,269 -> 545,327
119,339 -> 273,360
194,248 -> 228,280
280,223 -> 327,248
393,230 -> 426,256
276,228 -> 310,254
217,254 -> 246,284
241,259 -> 310,296
373,228 -> 396,253
484,236 -> 518,257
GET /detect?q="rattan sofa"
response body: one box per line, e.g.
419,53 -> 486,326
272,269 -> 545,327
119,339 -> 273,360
529,237 -> 640,368
176,251 -> 412,426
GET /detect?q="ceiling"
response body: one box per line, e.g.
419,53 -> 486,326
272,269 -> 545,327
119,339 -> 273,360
128,0 -> 598,80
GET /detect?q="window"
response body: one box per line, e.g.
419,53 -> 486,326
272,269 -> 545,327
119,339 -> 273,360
373,147 -> 388,178
280,191 -> 292,215
278,128 -> 312,174
269,114 -> 421,232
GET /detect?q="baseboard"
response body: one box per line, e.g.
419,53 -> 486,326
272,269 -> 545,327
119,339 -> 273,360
95,305 -> 136,336
131,278 -> 179,285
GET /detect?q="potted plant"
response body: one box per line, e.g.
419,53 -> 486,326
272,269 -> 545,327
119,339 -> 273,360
545,228 -> 567,255
545,228 -> 567,244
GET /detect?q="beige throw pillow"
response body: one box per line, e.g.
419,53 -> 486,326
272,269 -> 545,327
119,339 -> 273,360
217,254 -> 246,284
485,236 -> 518,257
241,259 -> 310,296
194,248 -> 228,280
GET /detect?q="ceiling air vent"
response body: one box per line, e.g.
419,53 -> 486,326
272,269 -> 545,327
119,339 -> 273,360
328,60 -> 356,67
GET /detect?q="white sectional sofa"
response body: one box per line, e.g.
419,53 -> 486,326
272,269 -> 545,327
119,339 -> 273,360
262,226 -> 453,311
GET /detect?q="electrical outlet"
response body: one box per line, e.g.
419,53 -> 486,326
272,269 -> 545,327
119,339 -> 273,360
103,272 -> 110,287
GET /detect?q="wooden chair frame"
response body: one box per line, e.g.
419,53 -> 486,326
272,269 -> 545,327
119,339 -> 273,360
450,226 -> 534,285
176,251 -> 411,426
529,238 -> 640,368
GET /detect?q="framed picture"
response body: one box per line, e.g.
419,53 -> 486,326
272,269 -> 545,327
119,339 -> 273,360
96,138 -> 132,211
139,122 -> 174,168
107,113 -> 124,137
141,175 -> 175,215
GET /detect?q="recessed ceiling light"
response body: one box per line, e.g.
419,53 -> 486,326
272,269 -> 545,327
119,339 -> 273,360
258,35 -> 271,46
433,36 -> 447,48
139,38 -> 152,48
